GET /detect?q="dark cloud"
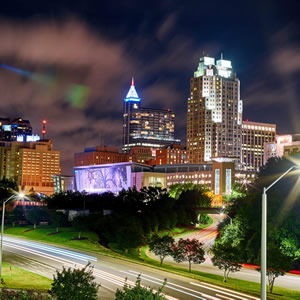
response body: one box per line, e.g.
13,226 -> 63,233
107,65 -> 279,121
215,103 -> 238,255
243,24 -> 300,133
0,17 -> 211,174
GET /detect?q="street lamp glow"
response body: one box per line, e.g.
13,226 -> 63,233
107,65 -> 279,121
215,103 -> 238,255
260,165 -> 300,300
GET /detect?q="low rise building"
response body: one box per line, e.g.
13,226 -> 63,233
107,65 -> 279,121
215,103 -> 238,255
53,175 -> 75,193
264,134 -> 300,163
74,146 -> 129,167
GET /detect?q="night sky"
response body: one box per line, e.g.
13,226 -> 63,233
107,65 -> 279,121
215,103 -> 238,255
0,0 -> 299,174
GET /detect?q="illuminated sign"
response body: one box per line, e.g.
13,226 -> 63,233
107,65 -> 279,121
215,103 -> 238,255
215,169 -> 220,195
17,135 -> 40,142
2,125 -> 11,131
225,169 -> 232,195
75,165 -> 131,194
124,82 -> 141,102
218,69 -> 231,78
206,69 -> 214,76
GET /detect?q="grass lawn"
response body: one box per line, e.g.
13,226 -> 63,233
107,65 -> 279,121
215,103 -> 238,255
1,262 -> 52,290
139,246 -> 300,300
5,222 -> 300,299
4,225 -> 115,256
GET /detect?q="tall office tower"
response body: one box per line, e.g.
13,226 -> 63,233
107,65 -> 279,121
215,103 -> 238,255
0,117 -> 33,141
0,140 -> 61,195
242,121 -> 276,172
187,56 -> 243,164
122,78 -> 180,152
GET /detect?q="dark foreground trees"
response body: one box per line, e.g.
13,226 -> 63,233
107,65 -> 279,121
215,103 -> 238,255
50,264 -> 99,300
214,155 -> 300,292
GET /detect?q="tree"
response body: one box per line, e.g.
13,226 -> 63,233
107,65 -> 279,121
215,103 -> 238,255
72,216 -> 88,239
171,238 -> 205,272
115,274 -> 166,300
51,211 -> 68,233
257,244 -> 293,294
26,207 -> 49,229
211,242 -> 242,282
149,234 -> 174,265
50,263 -> 99,300
6,206 -> 24,227
115,226 -> 143,253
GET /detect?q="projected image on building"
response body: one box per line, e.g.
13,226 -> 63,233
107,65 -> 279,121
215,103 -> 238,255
75,165 -> 131,194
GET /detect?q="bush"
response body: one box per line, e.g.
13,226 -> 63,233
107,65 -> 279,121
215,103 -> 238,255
0,279 -> 52,299
115,275 -> 167,299
50,263 -> 99,300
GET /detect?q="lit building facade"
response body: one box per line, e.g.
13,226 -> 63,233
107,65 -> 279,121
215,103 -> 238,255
283,143 -> 300,156
74,146 -> 129,167
0,117 -> 33,142
241,121 -> 276,171
154,144 -> 187,165
53,175 -> 75,193
129,146 -> 154,164
0,140 -> 61,195
264,134 -> 300,163
122,79 -> 180,152
187,56 -> 243,164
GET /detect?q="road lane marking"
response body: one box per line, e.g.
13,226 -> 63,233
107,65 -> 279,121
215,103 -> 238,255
4,237 -> 97,262
5,242 -> 175,298
216,294 -> 236,300
127,270 -> 220,300
195,282 -> 260,300
4,242 -> 74,266
121,270 -> 213,300
190,282 -> 258,300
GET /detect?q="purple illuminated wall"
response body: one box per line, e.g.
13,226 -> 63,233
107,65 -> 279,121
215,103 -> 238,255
75,165 -> 131,194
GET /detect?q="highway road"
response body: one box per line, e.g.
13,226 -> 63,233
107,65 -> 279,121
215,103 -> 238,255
147,215 -> 300,292
2,235 -> 260,300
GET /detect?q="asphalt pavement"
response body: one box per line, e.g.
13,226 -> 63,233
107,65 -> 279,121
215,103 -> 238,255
2,235 -> 260,300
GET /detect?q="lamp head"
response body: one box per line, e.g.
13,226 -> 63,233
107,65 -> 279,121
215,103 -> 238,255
17,192 -> 25,200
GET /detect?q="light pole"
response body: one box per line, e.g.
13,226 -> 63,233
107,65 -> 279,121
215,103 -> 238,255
261,166 -> 297,300
0,192 -> 25,276
220,212 -> 232,225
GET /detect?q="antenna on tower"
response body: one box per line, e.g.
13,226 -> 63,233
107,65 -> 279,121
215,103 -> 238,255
42,120 -> 47,139
131,77 -> 134,86
221,52 -> 223,60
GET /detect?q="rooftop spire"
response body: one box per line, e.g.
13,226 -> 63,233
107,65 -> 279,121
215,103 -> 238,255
124,77 -> 141,102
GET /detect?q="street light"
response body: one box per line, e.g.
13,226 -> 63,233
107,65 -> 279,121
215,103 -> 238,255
0,192 -> 25,276
220,205 -> 233,225
220,212 -> 232,225
261,166 -> 299,300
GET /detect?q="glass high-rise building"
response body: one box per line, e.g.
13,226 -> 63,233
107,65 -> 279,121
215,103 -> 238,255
187,56 -> 243,164
0,117 -> 32,141
122,79 -> 180,152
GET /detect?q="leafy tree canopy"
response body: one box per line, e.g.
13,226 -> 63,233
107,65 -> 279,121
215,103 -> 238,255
50,263 -> 99,300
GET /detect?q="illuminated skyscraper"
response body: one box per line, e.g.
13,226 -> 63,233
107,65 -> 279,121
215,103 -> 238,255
122,78 -> 180,152
0,117 -> 32,141
187,55 -> 243,164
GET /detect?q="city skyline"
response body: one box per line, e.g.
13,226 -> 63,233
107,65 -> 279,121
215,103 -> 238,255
0,1 -> 298,174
